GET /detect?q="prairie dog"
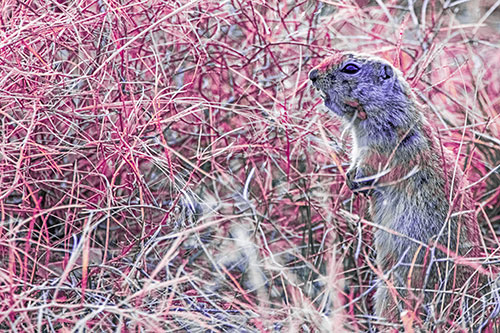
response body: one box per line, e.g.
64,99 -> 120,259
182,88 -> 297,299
309,52 -> 485,325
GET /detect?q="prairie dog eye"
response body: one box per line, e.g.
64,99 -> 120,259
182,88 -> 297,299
340,64 -> 360,74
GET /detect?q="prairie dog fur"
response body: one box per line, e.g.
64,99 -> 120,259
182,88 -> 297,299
309,52 -> 486,326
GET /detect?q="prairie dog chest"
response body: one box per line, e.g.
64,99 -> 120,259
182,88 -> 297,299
349,131 -> 369,168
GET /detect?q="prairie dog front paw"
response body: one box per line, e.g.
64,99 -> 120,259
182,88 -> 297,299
346,167 -> 374,195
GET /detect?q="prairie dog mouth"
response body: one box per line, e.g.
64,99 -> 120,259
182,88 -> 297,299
313,85 -> 328,101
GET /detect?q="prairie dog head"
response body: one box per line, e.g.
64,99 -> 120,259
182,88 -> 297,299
309,52 -> 411,121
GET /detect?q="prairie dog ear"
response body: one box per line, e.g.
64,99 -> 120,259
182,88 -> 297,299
380,64 -> 394,80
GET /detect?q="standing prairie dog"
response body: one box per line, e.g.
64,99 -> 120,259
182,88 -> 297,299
309,52 -> 486,326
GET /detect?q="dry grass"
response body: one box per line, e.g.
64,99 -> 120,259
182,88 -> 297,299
0,0 -> 499,331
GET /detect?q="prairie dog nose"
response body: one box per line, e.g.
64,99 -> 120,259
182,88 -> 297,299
309,69 -> 319,81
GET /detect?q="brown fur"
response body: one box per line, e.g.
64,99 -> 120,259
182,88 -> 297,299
310,52 -> 493,329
